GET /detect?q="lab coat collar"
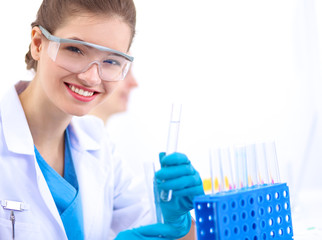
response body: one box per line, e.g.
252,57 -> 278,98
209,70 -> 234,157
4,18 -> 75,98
69,115 -> 104,152
0,81 -> 34,155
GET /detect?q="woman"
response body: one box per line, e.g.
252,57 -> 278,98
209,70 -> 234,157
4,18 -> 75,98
0,0 -> 204,239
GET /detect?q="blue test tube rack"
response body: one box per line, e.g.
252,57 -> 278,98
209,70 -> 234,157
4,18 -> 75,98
193,183 -> 293,240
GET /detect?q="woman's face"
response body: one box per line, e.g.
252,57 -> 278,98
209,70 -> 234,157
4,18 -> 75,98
34,13 -> 132,116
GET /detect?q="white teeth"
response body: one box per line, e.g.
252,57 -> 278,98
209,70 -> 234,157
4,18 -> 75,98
69,85 -> 94,97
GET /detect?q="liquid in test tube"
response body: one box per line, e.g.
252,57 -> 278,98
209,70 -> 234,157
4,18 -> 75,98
160,103 -> 182,202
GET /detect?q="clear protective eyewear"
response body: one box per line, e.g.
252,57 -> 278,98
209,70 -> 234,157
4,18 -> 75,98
39,25 -> 133,82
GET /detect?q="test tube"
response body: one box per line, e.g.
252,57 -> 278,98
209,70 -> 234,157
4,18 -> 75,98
209,148 -> 223,193
160,103 -> 182,202
165,103 -> 182,154
209,147 -> 236,193
255,142 -> 270,184
234,145 -> 248,189
144,162 -> 161,223
264,141 -> 281,184
221,147 -> 236,191
245,144 -> 259,187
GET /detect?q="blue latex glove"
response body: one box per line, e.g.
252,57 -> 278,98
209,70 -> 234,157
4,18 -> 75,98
155,152 -> 205,223
114,223 -> 189,240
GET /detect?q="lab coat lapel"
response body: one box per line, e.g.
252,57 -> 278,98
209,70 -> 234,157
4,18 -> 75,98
72,149 -> 108,238
33,157 -> 67,237
67,121 -> 109,238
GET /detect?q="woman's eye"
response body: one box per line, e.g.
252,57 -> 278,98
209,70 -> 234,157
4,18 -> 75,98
103,59 -> 121,66
66,46 -> 83,55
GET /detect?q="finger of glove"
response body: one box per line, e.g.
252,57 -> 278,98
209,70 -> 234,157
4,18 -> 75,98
159,152 -> 190,167
155,164 -> 195,181
174,184 -> 205,197
157,173 -> 202,191
116,231 -> 170,240
115,230 -> 156,240
135,223 -> 187,239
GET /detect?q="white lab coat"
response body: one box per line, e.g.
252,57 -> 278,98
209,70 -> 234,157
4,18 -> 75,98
0,81 -> 153,239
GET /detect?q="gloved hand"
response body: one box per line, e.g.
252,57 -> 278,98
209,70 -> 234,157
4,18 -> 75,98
114,223 -> 189,240
154,152 -> 205,224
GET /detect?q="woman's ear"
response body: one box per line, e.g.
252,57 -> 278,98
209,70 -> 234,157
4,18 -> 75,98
30,27 -> 43,61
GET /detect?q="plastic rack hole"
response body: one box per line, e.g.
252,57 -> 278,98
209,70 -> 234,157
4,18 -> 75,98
283,190 -> 288,198
210,228 -> 214,234
287,227 -> 292,234
231,201 -> 237,209
243,224 -> 248,232
223,216 -> 228,223
200,230 -> 205,236
274,192 -> 280,199
222,203 -> 227,210
285,215 -> 290,222
198,217 -> 203,223
207,203 -> 212,208
232,214 -> 238,222
270,231 -> 275,238
252,223 -> 257,230
253,236 -> 258,240
261,220 -> 266,229
251,210 -> 256,217
267,206 -> 272,213
259,208 -> 264,216
262,233 -> 267,239
224,229 -> 230,237
278,229 -> 283,236
249,197 -> 254,205
276,204 -> 281,212
258,195 -> 263,203
208,215 -> 212,221
277,216 -> 282,224
266,194 -> 271,201
197,204 -> 202,210
268,218 -> 274,226
284,202 -> 289,210
241,211 -> 247,220
234,227 -> 239,234
240,199 -> 246,207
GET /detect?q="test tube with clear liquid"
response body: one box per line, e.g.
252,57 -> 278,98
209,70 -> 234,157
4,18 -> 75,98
160,103 -> 182,202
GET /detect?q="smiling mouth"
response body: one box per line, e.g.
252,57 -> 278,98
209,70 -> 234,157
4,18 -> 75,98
68,84 -> 95,97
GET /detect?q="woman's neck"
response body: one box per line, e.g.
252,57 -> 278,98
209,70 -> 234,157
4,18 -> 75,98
19,80 -> 71,176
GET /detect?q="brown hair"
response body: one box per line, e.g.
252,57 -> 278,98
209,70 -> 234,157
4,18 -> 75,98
25,0 -> 136,71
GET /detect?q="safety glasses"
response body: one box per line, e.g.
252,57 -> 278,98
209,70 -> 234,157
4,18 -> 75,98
39,25 -> 133,81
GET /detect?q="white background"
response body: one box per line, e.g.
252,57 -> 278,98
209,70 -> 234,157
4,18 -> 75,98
1,0 -> 322,201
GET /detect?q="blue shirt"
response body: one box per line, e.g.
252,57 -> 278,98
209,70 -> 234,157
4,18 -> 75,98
34,127 -> 84,239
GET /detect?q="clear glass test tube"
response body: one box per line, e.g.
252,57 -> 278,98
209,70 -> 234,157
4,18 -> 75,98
144,162 -> 161,223
234,145 -> 248,189
219,147 -> 235,191
264,141 -> 281,184
209,147 -> 236,193
245,144 -> 259,187
255,142 -> 270,185
160,103 -> 182,202
209,148 -> 223,193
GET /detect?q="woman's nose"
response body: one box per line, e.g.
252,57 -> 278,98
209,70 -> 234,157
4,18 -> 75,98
77,63 -> 101,86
